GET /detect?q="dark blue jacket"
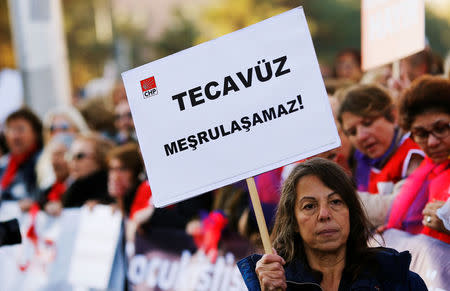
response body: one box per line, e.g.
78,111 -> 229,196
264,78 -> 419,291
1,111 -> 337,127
237,247 -> 427,291
0,151 -> 41,201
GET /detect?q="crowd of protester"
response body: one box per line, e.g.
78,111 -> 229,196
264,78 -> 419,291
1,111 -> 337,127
0,47 -> 449,285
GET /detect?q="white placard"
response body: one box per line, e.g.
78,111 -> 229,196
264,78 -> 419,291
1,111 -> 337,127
0,201 -> 22,221
122,7 -> 340,207
361,0 -> 425,70
68,205 -> 122,289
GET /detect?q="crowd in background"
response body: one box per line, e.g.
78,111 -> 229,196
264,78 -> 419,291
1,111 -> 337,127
0,46 -> 449,271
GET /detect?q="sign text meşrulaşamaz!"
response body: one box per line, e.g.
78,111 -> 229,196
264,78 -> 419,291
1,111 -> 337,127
165,55 -> 299,156
122,7 -> 341,207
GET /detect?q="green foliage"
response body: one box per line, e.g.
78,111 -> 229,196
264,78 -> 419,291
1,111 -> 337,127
152,10 -> 200,60
194,0 -> 449,66
0,1 -> 15,68
1,0 -> 448,89
196,0 -> 361,64
425,7 -> 450,58
62,0 -> 113,88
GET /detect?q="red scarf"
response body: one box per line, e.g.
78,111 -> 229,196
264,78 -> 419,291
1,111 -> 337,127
47,181 -> 67,201
0,146 -> 37,191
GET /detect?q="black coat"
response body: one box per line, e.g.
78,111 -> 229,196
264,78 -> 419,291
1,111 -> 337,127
0,151 -> 40,201
237,247 -> 428,290
62,170 -> 113,208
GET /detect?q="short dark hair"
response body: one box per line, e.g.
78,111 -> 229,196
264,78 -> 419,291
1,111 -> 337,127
107,143 -> 143,181
399,75 -> 450,131
6,107 -> 44,149
336,48 -> 361,66
337,84 -> 395,125
404,50 -> 432,73
271,158 -> 373,278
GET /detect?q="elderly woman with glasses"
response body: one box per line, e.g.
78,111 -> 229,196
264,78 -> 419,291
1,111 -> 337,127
36,106 -> 90,190
61,133 -> 114,208
42,106 -> 90,144
385,75 -> 450,243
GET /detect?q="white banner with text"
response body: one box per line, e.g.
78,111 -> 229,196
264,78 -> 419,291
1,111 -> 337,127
122,7 -> 340,207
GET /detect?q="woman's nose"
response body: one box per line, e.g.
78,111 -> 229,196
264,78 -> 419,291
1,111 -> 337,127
318,204 -> 331,221
356,126 -> 369,142
427,133 -> 440,147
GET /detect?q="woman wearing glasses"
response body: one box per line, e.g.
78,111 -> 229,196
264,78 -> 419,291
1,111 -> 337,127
386,75 -> 450,243
42,106 -> 90,143
61,133 -> 114,208
36,106 -> 90,190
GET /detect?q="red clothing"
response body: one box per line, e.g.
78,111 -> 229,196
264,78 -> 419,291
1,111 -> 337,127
422,162 -> 450,243
387,158 -> 450,243
368,138 -> 423,194
129,181 -> 152,219
254,167 -> 283,204
0,147 -> 37,190
47,181 -> 67,201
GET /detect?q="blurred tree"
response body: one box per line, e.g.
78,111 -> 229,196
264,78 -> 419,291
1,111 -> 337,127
196,0 -> 360,65
63,0 -> 113,89
0,1 -> 15,69
425,7 -> 450,58
1,0 -> 448,92
196,0 -> 449,67
152,9 -> 200,60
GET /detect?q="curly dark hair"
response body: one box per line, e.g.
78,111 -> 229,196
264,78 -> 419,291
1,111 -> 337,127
271,158 -> 375,280
398,75 -> 450,131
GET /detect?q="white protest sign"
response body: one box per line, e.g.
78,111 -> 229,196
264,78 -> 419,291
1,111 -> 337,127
0,205 -> 125,291
68,205 -> 122,289
361,0 -> 425,70
122,7 -> 340,207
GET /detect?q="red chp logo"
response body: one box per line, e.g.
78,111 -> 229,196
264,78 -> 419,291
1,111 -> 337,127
140,76 -> 158,98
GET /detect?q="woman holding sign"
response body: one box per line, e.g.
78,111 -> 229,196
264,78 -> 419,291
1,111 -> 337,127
237,158 -> 427,291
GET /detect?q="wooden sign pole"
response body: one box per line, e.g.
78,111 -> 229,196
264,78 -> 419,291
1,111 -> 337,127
246,177 -> 273,254
392,60 -> 400,80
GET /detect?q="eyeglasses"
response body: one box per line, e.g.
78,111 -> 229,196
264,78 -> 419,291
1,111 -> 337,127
50,123 -> 71,133
114,112 -> 132,121
411,121 -> 450,144
67,152 -> 93,161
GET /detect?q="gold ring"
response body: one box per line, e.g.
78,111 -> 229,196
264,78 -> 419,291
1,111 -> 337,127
426,216 -> 432,223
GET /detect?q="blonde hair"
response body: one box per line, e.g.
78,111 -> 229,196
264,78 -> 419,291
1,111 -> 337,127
43,106 -> 90,143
